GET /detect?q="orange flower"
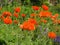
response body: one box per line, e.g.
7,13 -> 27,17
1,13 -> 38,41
20,24 -> 23,29
0,15 -> 5,20
48,32 -> 56,39
4,17 -> 12,24
20,21 -> 35,31
57,20 -> 60,24
42,4 -> 49,10
14,12 -> 18,18
39,11 -> 52,18
13,20 -> 19,24
43,11 -> 52,17
39,11 -> 45,17
21,14 -> 26,17
14,7 -> 20,13
2,11 -> 12,17
53,20 -> 58,24
30,13 -> 35,17
28,18 -> 37,25
32,6 -> 39,10
28,22 -> 35,30
50,13 -> 58,20
22,21 -> 29,30
52,19 -> 60,24
54,13 -> 59,18
50,16 -> 56,21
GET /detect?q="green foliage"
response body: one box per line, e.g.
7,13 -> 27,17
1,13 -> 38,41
0,0 -> 60,45
50,4 -> 60,14
55,4 -> 60,12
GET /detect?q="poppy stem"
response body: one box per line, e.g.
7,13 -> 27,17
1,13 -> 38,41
23,17 -> 24,20
22,29 -> 23,31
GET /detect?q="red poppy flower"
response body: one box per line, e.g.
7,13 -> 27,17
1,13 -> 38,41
52,19 -> 60,24
42,5 -> 49,10
0,15 -> 5,20
32,6 -> 40,10
28,22 -> 35,30
30,13 -> 35,17
4,17 -> 12,24
13,20 -> 19,24
28,18 -> 37,25
50,13 -> 58,21
21,14 -> 26,17
39,11 -> 52,18
2,11 -> 12,17
51,16 -> 56,21
57,20 -> 60,24
14,12 -> 18,18
20,21 -> 29,30
20,21 -> 35,31
14,7 -> 20,13
48,32 -> 56,39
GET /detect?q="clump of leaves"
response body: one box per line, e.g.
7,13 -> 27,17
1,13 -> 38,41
0,39 -> 7,45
